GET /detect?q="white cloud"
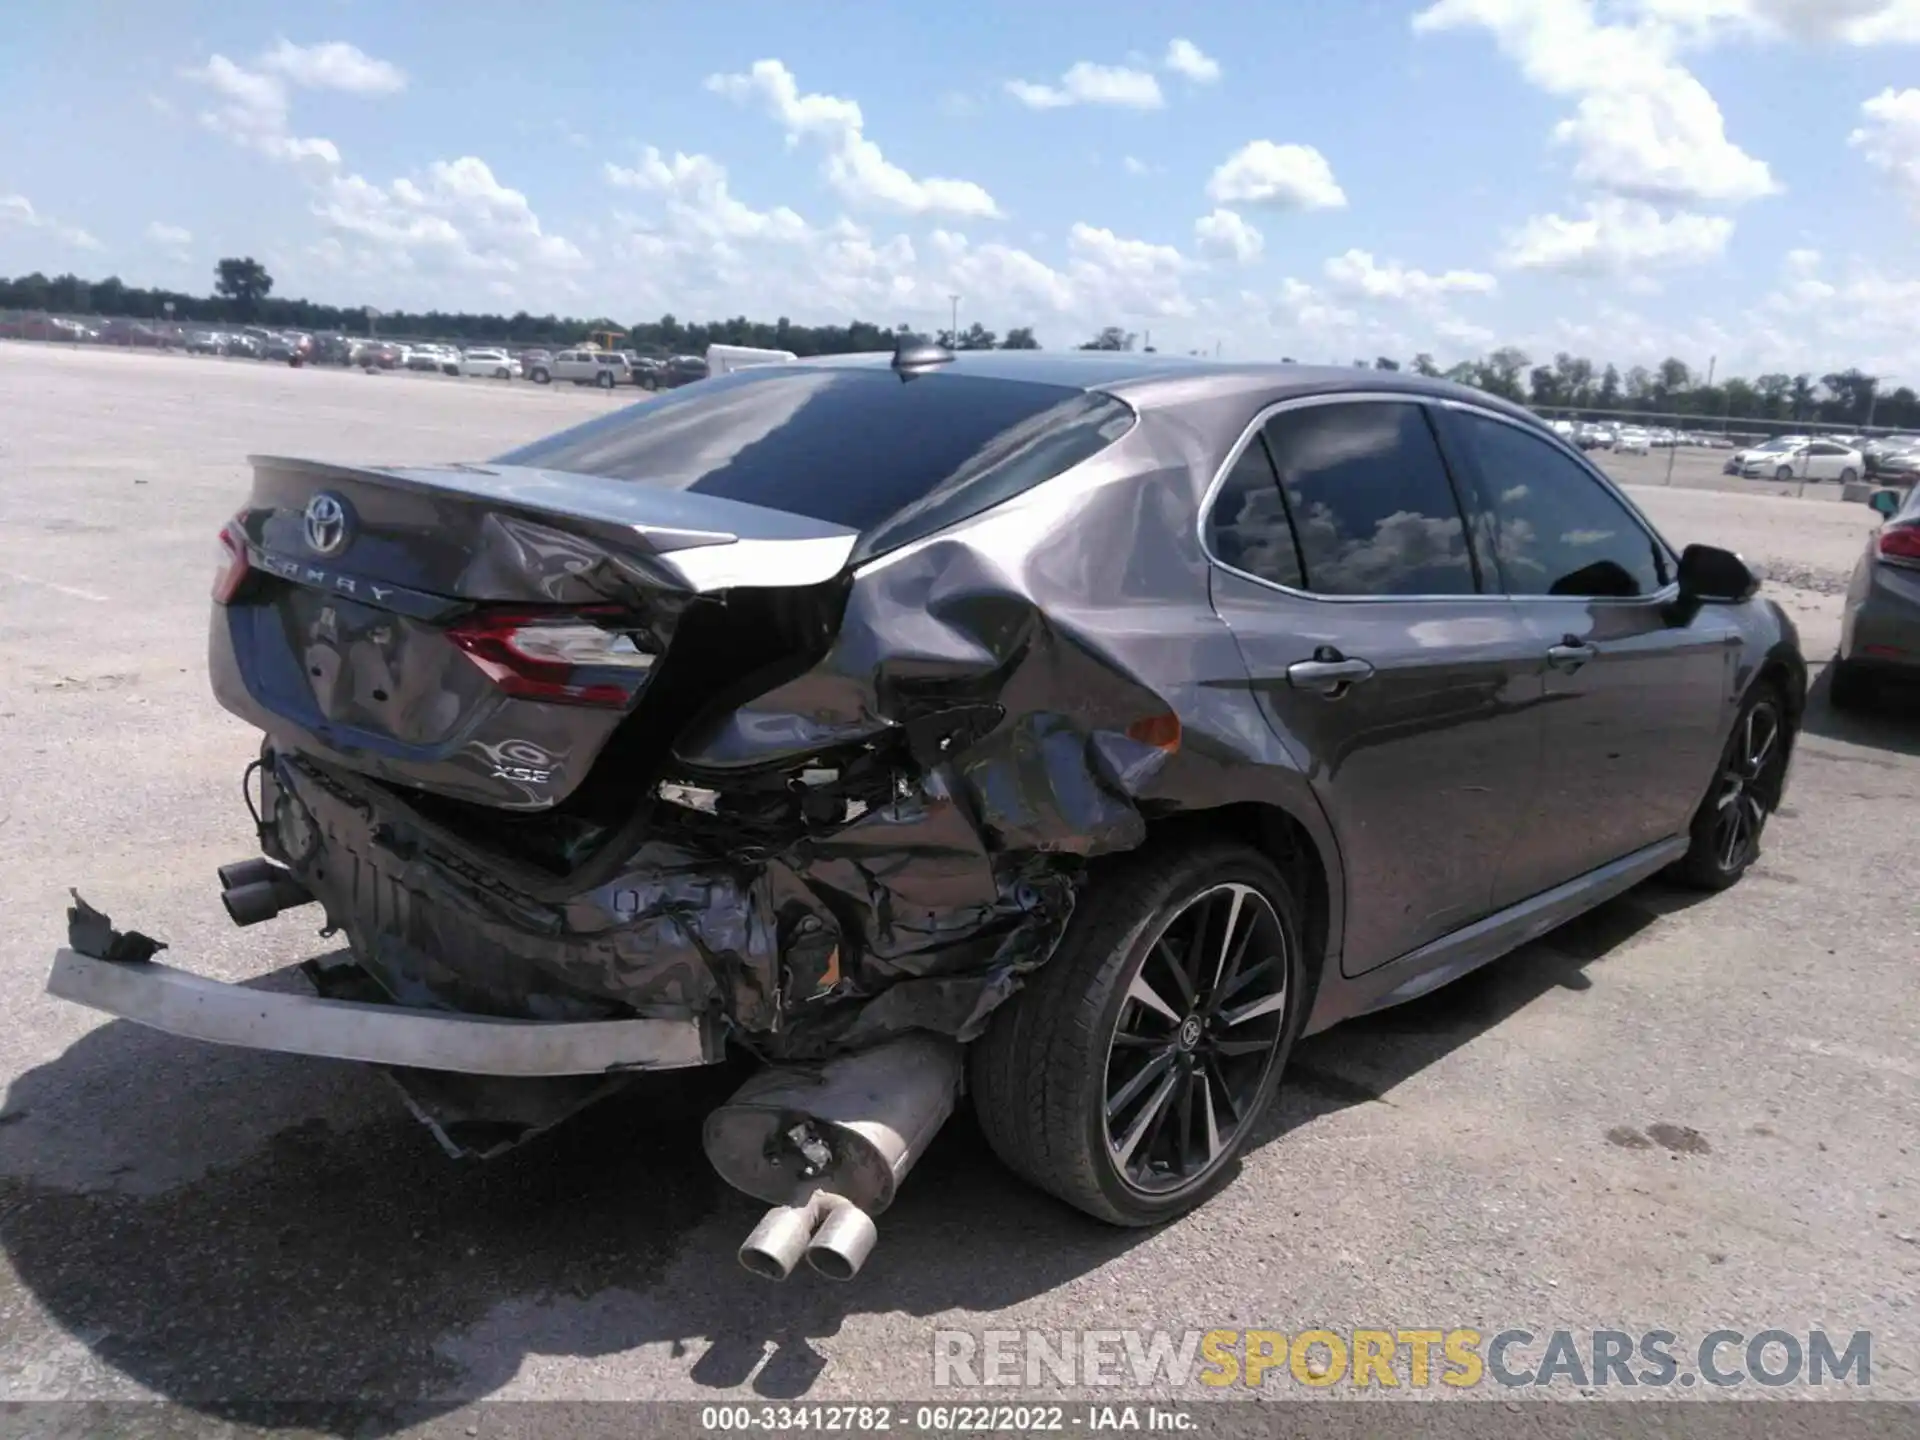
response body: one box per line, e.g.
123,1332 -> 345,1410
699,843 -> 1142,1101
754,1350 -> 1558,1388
1501,198 -> 1733,271
1206,140 -> 1347,209
0,193 -> 103,251
1749,250 -> 1920,374
183,53 -> 340,167
1123,156 -> 1153,176
316,157 -> 585,279
1629,0 -> 1920,45
260,39 -> 407,95
1414,0 -> 1778,207
1193,208 -> 1264,263
1323,248 -> 1497,302
1005,62 -> 1165,110
1163,39 -> 1223,83
604,147 -> 810,241
708,59 -> 1000,217
144,221 -> 193,251
1850,88 -> 1920,208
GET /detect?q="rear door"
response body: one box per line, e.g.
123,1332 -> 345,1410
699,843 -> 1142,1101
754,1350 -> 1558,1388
1204,395 -> 1545,977
1434,402 -> 1735,900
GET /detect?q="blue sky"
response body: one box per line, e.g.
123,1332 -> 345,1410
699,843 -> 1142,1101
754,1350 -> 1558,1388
3,0 -> 1918,375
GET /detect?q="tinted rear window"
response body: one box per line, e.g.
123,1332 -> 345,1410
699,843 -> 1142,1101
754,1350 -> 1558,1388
495,366 -> 1134,556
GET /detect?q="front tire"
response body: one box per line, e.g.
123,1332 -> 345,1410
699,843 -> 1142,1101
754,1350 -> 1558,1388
1775,465 -> 1794,482
971,842 -> 1306,1227
1672,684 -> 1788,890
1840,468 -> 1859,486
530,367 -> 550,384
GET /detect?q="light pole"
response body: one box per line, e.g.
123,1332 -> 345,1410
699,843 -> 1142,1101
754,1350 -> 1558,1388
948,294 -> 960,347
1865,375 -> 1894,433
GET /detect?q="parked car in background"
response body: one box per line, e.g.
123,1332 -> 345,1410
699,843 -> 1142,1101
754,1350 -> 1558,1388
403,347 -> 442,373
461,348 -> 521,379
1723,436 -> 1810,474
655,353 -> 711,389
1832,483 -> 1920,710
540,349 -> 630,388
1739,439 -> 1862,484
1864,436 -> 1920,477
185,330 -> 224,355
1869,446 -> 1920,486
1615,427 -> 1652,455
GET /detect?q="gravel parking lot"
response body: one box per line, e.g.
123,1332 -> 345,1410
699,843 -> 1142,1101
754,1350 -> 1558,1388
0,346 -> 1915,1424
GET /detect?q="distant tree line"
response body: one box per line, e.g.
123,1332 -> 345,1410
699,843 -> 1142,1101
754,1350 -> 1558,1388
0,261 -> 1044,357
1389,348 -> 1919,432
4,261 -> 1913,430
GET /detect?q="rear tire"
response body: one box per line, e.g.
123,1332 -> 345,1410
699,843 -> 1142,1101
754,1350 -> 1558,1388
1828,659 -> 1875,713
970,842 -> 1306,1227
1671,683 -> 1788,891
530,367 -> 550,384
1775,465 -> 1794,482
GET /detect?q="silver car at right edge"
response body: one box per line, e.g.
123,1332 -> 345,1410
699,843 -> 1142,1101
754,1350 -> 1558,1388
1833,483 -> 1920,709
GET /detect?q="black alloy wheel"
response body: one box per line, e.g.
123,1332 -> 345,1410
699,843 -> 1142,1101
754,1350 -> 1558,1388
1101,882 -> 1291,1197
1674,686 -> 1788,889
971,842 -> 1306,1226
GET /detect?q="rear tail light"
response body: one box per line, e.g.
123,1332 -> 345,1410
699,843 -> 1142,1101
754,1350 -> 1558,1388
1878,524 -> 1920,568
446,608 -> 656,707
212,517 -> 252,604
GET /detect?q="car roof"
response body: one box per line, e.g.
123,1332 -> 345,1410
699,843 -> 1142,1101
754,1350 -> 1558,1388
788,348 -> 1544,425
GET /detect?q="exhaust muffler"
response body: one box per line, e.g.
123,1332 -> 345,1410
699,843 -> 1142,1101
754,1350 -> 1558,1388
704,1033 -> 961,1282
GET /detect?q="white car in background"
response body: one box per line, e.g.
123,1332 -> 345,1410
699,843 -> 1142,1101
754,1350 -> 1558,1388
1723,435 -> 1810,474
1614,428 -> 1652,455
460,348 -> 521,379
1739,439 -> 1863,484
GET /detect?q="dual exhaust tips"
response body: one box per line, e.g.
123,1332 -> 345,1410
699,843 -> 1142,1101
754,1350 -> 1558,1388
217,857 -> 315,928
739,1186 -> 879,1282
704,1032 -> 962,1283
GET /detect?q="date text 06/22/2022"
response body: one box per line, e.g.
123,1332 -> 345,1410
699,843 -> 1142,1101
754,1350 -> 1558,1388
700,1404 -> 1194,1432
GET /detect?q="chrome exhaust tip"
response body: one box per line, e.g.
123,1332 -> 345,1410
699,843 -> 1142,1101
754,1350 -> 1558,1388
805,1198 -> 878,1281
739,1198 -> 822,1282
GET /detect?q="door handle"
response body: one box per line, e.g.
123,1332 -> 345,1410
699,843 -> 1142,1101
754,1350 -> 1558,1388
1546,639 -> 1598,672
1287,656 -> 1375,695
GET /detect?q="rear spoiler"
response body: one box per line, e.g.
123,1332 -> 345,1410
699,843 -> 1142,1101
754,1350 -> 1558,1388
245,456 -> 860,594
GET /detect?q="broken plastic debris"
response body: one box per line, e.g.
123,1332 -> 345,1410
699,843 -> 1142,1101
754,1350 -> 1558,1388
66,890 -> 168,965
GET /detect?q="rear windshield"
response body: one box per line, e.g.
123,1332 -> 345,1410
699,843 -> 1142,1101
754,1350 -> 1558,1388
494,365 -> 1135,557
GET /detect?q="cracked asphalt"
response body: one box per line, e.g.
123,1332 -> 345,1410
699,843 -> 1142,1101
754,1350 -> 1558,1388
0,345 -> 1915,1429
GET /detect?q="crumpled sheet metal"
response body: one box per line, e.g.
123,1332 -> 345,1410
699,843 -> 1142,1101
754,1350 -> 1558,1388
273,436 -> 1288,1058
66,891 -> 168,965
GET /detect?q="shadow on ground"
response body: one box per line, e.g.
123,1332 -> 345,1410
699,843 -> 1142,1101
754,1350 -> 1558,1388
0,881 -> 1701,1430
1799,662 -> 1920,758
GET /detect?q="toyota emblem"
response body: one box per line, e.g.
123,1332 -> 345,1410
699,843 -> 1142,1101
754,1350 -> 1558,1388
303,492 -> 351,556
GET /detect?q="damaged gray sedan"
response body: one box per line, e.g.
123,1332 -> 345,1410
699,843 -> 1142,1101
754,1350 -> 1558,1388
50,345 -> 1806,1281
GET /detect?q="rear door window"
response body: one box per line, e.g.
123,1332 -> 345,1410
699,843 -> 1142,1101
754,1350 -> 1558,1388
1448,410 -> 1670,598
495,366 -> 1136,557
1258,401 -> 1477,596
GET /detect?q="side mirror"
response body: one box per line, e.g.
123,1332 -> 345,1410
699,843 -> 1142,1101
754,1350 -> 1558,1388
1869,488 -> 1902,518
1675,543 -> 1759,604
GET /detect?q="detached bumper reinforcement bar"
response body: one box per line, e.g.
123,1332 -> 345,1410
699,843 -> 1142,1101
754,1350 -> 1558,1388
46,949 -> 720,1077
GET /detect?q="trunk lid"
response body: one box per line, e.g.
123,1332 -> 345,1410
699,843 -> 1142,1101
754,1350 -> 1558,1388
212,456 -> 855,813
